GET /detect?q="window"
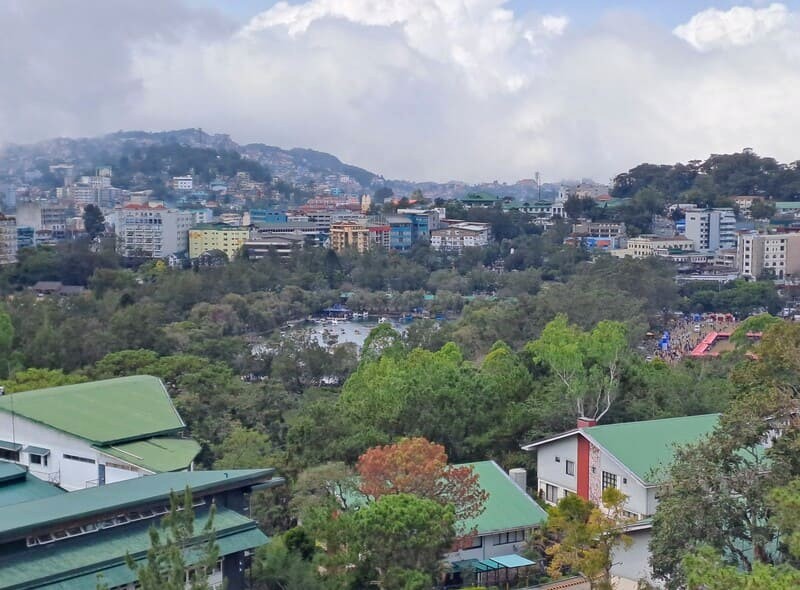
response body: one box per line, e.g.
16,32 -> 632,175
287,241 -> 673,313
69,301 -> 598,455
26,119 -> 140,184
602,471 -> 617,490
555,456 -> 561,463
63,454 -> 95,464
30,454 -> 48,467
545,484 -> 559,504
461,536 -> 483,549
0,449 -> 19,462
622,510 -> 640,521
496,530 -> 526,545
565,460 -> 575,476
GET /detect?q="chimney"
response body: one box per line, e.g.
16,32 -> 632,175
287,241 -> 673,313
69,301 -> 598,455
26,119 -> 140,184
509,468 -> 527,492
577,417 -> 597,429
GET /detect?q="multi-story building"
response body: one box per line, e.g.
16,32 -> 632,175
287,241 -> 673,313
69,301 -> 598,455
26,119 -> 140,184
0,215 -> 17,265
243,234 -> 306,260
189,224 -> 250,260
172,175 -> 194,191
115,204 -> 192,259
0,467 -> 283,590
16,225 -> 34,250
572,221 -> 626,239
430,222 -> 492,253
684,208 -> 736,251
251,222 -> 328,246
330,221 -> 371,253
737,231 -> 800,280
396,208 -> 441,241
620,235 -> 695,259
15,203 -> 68,233
368,224 -> 391,250
386,215 -> 414,251
0,375 -> 201,491
524,414 -> 719,588
250,209 -> 288,225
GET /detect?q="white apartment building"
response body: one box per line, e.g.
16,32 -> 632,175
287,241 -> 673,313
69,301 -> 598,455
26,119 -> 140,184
172,175 -> 194,191
684,208 -> 736,251
0,214 -> 17,265
115,204 -> 192,258
430,222 -> 492,253
737,231 -> 800,280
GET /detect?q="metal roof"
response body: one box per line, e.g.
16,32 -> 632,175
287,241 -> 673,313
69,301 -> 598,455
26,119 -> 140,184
95,438 -> 201,473
0,376 -> 186,445
0,469 -> 279,542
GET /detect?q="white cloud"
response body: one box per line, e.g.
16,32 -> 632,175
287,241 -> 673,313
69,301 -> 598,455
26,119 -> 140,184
674,2 -> 789,51
4,1 -> 800,184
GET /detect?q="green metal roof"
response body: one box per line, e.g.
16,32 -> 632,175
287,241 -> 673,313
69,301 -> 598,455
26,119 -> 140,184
0,376 -> 186,445
0,441 -> 21,452
96,438 -> 201,473
458,461 -> 547,535
0,508 -> 268,590
0,464 -> 64,508
775,202 -> 800,210
0,469 -> 278,541
583,414 -> 719,482
23,446 -> 50,456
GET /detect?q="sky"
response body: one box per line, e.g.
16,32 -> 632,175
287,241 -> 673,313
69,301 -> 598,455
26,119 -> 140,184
2,1 -> 800,183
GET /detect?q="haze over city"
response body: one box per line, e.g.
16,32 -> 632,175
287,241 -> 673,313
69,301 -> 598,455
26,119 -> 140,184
3,1 -> 800,182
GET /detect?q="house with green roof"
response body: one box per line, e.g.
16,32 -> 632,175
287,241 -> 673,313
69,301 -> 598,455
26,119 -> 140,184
523,414 -> 719,589
0,468 -> 283,590
0,376 -> 201,491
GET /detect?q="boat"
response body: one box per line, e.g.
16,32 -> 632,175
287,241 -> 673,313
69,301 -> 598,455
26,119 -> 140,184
378,317 -> 389,324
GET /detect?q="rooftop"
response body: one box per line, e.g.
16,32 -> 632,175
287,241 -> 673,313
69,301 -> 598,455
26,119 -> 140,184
95,438 -> 201,473
190,223 -> 250,231
0,376 -> 185,445
0,468 -> 278,542
583,414 -> 719,482
0,463 -> 64,508
458,461 -> 547,535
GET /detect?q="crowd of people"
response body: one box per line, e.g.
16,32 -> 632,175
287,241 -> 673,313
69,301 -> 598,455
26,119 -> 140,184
651,313 -> 737,363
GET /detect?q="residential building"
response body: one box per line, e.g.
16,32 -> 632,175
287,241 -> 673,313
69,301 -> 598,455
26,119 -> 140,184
523,414 -> 720,589
115,204 -> 192,258
683,208 -> 736,251
731,195 -> 764,214
0,467 -> 283,590
618,235 -> 695,259
172,175 -> 194,191
386,215 -> 414,251
330,221 -> 371,253
368,224 -> 391,250
189,224 -> 250,260
251,222 -> 327,246
218,213 -> 244,226
396,208 -> 442,241
0,215 -> 17,265
430,222 -> 492,253
775,202 -> 800,217
572,221 -> 626,239
243,235 -> 306,260
179,207 -> 214,225
0,375 -> 201,491
737,231 -> 800,280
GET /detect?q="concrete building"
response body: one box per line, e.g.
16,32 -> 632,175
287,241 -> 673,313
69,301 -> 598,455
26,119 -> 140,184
0,215 -> 17,265
250,209 -> 288,225
396,208 -> 442,241
15,203 -> 68,233
189,224 -> 250,260
368,224 -> 391,250
0,376 -> 201,492
243,235 -> 306,260
430,222 -> 492,253
737,231 -> 800,280
115,204 -> 192,259
330,221 -> 371,253
251,222 -> 327,246
684,208 -> 736,251
0,467 -> 282,590
523,414 -> 719,589
16,225 -> 34,250
172,175 -> 194,191
619,235 -> 695,259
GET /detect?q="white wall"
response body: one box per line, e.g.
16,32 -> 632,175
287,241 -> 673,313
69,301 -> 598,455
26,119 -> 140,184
598,450 -> 649,517
611,528 -> 662,588
536,437 -> 578,496
0,412 -> 145,491
446,528 -> 530,563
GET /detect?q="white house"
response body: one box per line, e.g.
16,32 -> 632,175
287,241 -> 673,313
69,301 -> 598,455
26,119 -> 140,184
0,376 -> 200,491
522,414 -> 719,588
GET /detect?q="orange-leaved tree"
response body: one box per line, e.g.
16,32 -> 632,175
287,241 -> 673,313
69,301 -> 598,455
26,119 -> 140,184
356,437 -> 487,538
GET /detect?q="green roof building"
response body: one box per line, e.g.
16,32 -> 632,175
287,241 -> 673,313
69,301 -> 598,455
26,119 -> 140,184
0,376 -> 201,491
0,468 -> 283,590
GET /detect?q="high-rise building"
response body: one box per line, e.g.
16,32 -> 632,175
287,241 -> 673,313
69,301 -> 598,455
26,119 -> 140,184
15,202 -> 68,232
396,208 -> 442,241
430,222 -> 492,253
0,214 -> 17,265
737,231 -> 800,280
115,204 -> 192,259
330,221 -> 371,253
684,208 -> 736,251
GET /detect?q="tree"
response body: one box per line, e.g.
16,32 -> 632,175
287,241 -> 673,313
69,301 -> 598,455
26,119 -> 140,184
749,199 -> 776,220
126,487 -> 220,590
544,488 -> 632,590
730,313 -> 782,348
526,315 -> 627,421
212,426 -> 275,469
83,204 -> 106,239
252,535 -> 325,590
360,323 -> 405,363
0,310 -> 14,378
352,493 -> 456,590
356,437 -> 487,531
1,368 -> 87,392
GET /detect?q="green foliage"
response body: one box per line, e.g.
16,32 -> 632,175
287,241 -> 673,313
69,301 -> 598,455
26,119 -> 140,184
1,368 -> 87,392
252,536 -> 326,590
730,313 -> 782,347
83,205 -> 106,239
